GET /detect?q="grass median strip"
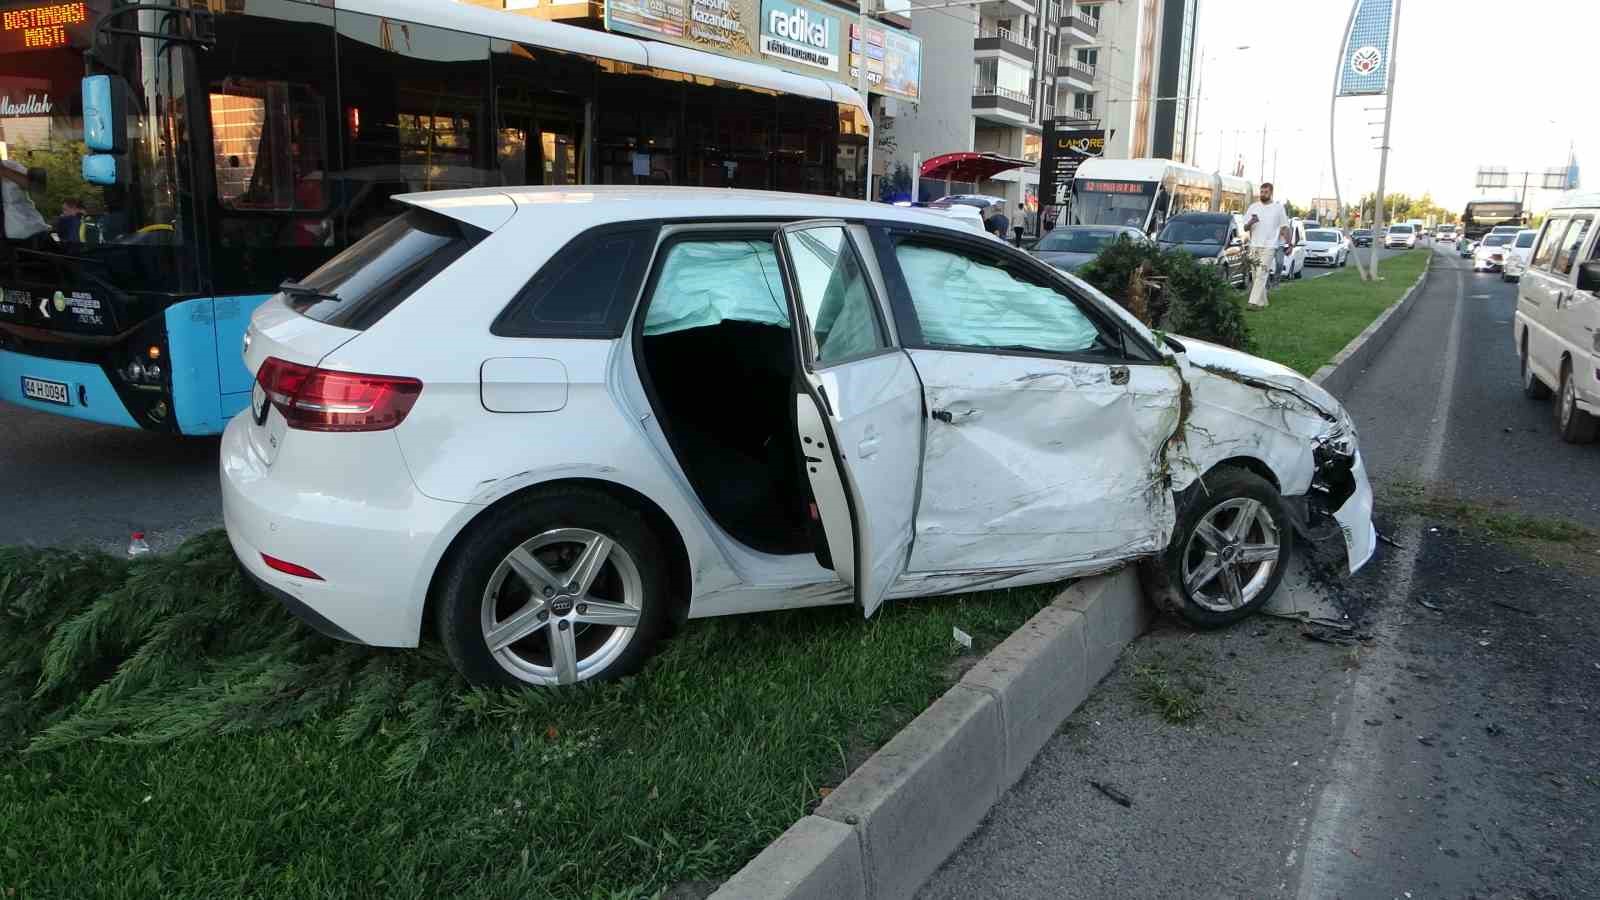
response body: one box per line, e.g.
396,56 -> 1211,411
0,531 -> 1054,898
1247,249 -> 1430,375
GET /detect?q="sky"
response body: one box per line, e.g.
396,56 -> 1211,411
1185,0 -> 1594,215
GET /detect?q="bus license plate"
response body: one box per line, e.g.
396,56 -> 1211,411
21,376 -> 70,406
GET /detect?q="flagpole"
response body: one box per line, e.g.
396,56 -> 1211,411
1368,0 -> 1401,280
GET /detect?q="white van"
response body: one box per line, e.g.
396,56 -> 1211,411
1514,196 -> 1600,441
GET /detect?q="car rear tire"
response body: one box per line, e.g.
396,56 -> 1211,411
436,487 -> 671,688
1556,361 -> 1598,444
1142,466 -> 1292,629
1521,336 -> 1552,400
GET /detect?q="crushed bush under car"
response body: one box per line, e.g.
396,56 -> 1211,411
222,187 -> 1376,688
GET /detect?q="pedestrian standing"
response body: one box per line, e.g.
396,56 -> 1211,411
1244,182 -> 1290,309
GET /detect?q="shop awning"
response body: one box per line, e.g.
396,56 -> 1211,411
919,152 -> 1034,182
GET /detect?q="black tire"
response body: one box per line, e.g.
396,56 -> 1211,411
1556,360 -> 1598,444
1141,466 -> 1293,629
1521,335 -> 1552,400
436,486 -> 672,688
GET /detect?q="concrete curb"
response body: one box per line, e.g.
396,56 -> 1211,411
1310,250 -> 1435,398
711,568 -> 1148,900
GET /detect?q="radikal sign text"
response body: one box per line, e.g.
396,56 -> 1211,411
759,0 -> 839,72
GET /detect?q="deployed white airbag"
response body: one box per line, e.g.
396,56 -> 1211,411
895,245 -> 1101,352
643,240 -> 791,335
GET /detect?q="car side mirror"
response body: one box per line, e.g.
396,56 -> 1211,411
1578,260 -> 1600,294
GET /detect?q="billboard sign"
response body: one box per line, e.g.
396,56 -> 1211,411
605,0 -> 920,102
1040,123 -> 1104,205
759,0 -> 840,72
1336,0 -> 1393,96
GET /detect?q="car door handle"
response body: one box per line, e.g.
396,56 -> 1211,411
1556,292 -> 1570,308
931,407 -> 982,424
857,435 -> 880,458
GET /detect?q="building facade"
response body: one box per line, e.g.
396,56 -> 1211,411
886,0 -> 1201,213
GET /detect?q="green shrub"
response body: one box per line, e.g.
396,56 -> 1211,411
1075,238 -> 1252,351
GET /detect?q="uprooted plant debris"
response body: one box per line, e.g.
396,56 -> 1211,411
0,532 -> 482,778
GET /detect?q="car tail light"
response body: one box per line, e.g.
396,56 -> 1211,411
255,356 -> 422,432
262,553 -> 324,581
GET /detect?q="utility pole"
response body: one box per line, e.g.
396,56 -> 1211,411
1369,0 -> 1402,279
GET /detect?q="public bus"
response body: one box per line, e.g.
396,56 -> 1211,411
1460,200 -> 1526,240
1069,158 -> 1252,234
0,0 -> 871,434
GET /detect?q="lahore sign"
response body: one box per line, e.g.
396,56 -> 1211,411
604,0 -> 920,102
1040,124 -> 1104,206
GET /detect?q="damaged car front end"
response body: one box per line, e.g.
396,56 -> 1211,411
1169,336 -> 1376,574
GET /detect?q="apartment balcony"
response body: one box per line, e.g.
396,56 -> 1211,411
978,0 -> 1037,21
1055,108 -> 1098,126
1061,13 -> 1099,43
1057,58 -> 1095,91
972,84 -> 1034,126
973,26 -> 1036,63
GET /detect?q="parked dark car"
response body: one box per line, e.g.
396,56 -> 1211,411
1156,212 -> 1250,288
1352,228 -> 1374,247
1027,225 -> 1149,272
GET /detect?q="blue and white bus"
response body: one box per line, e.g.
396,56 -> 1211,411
0,0 -> 870,434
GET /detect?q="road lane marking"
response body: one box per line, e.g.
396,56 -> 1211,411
1293,252 -> 1467,900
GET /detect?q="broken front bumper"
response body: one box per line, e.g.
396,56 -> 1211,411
1289,440 -> 1376,574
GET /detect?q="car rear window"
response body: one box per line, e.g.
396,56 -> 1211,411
286,208 -> 488,330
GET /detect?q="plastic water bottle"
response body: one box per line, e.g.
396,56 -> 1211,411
127,531 -> 151,558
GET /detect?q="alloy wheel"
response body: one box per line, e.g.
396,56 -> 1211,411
1180,498 -> 1281,613
480,527 -> 644,685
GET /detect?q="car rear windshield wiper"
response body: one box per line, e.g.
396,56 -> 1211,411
278,279 -> 341,303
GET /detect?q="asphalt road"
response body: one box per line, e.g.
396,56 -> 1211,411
921,244 -> 1600,898
0,400 -> 221,552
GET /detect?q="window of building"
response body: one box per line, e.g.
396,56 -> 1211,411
1072,92 -> 1095,117
1076,48 -> 1098,67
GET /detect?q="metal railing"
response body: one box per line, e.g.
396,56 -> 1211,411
973,83 -> 1034,104
976,26 -> 1034,49
1064,13 -> 1099,34
1061,107 -> 1096,121
1065,58 -> 1096,79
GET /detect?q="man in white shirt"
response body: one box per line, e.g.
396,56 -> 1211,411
1244,182 -> 1291,309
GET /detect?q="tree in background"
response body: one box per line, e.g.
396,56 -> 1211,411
1283,200 -> 1304,219
11,139 -> 93,221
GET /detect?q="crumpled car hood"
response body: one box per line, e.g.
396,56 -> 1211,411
1174,336 -> 1342,422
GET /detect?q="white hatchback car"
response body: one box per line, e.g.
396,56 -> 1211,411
1302,227 -> 1349,268
222,187 -> 1376,687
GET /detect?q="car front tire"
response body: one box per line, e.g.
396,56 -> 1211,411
436,486 -> 671,688
1142,466 -> 1292,629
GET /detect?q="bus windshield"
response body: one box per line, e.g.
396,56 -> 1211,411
0,3 -> 198,306
1072,178 -> 1156,229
